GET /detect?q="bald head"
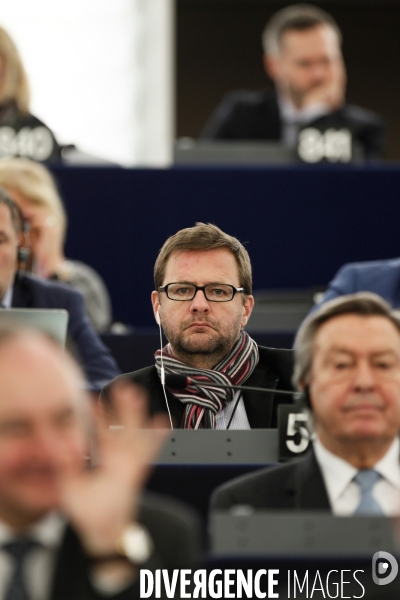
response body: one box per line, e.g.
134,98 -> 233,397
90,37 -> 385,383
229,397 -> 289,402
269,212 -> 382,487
0,329 -> 86,412
0,328 -> 89,529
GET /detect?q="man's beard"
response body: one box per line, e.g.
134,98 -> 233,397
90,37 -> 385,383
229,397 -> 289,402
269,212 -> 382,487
169,330 -> 231,358
162,317 -> 242,367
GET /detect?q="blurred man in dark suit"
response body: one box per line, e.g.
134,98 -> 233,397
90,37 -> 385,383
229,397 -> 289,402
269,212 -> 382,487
212,293 -> 400,514
201,4 -> 385,159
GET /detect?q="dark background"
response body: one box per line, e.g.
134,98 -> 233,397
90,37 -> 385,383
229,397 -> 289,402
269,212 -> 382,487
176,0 -> 400,159
54,165 -> 400,327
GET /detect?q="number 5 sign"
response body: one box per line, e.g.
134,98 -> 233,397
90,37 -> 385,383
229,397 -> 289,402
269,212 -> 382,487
278,405 -> 311,461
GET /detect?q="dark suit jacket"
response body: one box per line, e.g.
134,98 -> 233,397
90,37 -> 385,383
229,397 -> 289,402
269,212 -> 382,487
201,90 -> 385,159
212,454 -> 400,600
50,493 -> 201,600
314,257 -> 400,311
12,272 -> 120,390
102,346 -> 294,428
365,589 -> 400,600
211,449 -> 330,510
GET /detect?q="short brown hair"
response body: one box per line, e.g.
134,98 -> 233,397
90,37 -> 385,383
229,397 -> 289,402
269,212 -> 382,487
0,27 -> 30,113
154,222 -> 252,295
293,292 -> 400,389
262,4 -> 342,56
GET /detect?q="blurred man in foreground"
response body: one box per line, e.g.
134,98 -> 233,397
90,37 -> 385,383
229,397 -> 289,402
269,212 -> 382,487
201,4 -> 385,159
0,327 -> 199,599
213,293 -> 400,513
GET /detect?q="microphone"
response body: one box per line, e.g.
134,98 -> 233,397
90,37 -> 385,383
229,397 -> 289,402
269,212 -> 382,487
164,373 -> 299,398
164,373 -> 299,430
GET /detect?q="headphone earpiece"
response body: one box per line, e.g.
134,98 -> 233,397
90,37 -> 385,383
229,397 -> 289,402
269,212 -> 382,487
17,245 -> 30,264
155,310 -> 161,326
293,385 -> 312,411
0,193 -> 31,268
304,386 -> 311,408
299,386 -> 312,410
16,206 -> 30,268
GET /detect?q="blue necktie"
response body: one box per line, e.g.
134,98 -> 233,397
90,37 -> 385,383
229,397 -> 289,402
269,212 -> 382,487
353,469 -> 384,515
3,537 -> 39,600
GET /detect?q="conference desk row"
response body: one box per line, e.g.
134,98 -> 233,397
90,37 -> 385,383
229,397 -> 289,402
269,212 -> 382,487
145,429 -> 400,598
147,430 -> 278,523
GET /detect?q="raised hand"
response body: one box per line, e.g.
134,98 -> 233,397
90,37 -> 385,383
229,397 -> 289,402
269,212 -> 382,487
301,60 -> 346,111
58,381 -> 170,557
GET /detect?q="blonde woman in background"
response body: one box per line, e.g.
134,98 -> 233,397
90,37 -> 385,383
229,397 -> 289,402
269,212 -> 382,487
0,26 -> 61,162
0,157 -> 112,331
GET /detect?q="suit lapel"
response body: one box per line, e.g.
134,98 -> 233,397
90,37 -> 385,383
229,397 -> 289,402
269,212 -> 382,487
50,527 -> 92,600
284,450 -> 331,510
161,387 -> 184,427
241,359 -> 279,428
262,91 -> 282,140
148,368 -> 184,427
11,273 -> 33,308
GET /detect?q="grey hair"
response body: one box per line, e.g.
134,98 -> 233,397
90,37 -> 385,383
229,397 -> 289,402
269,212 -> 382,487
262,3 -> 342,56
293,292 -> 400,389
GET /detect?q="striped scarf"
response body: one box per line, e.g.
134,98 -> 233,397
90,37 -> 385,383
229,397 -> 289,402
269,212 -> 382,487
155,330 -> 259,429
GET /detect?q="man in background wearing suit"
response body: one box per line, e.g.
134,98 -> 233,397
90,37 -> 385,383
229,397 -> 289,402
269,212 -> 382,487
201,4 -> 385,159
0,188 -> 119,390
0,327 -> 200,599
314,257 -> 400,311
212,293 -> 400,514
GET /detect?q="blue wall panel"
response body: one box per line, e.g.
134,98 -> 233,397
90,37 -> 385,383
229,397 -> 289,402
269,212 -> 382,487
52,165 -> 400,326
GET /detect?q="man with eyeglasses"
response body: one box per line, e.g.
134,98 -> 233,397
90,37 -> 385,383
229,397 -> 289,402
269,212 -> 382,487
102,223 -> 294,429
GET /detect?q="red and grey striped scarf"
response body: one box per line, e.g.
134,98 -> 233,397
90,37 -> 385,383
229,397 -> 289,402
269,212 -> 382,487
155,330 -> 259,429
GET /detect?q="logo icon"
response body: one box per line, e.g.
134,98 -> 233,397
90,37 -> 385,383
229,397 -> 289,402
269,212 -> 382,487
372,551 -> 398,585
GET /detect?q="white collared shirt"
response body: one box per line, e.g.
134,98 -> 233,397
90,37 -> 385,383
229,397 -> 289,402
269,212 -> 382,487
313,437 -> 400,516
0,284 -> 13,309
278,95 -> 331,148
0,512 -> 66,600
215,391 -> 250,430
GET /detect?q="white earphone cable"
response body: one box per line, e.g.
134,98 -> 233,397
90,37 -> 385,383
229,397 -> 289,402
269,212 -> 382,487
158,314 -> 173,429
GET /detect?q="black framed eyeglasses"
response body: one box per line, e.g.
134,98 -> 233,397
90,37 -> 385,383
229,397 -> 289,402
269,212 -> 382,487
159,283 -> 244,302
